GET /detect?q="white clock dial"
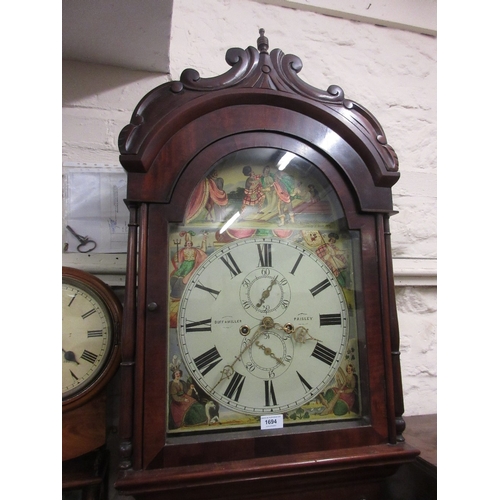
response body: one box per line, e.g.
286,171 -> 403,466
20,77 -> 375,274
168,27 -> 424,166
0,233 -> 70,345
177,237 -> 348,415
62,282 -> 112,399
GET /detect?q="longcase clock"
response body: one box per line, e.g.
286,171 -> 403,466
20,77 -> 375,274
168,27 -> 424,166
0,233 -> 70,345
115,30 -> 419,500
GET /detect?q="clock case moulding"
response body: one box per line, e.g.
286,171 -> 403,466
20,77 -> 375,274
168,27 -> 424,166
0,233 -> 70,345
115,29 -> 419,500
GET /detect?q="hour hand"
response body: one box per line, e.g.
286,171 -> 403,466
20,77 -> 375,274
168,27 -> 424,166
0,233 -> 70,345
213,365 -> 234,388
255,340 -> 285,365
62,348 -> 80,364
211,324 -> 264,390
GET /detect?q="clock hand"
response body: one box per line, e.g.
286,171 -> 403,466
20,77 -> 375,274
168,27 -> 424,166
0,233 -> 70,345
291,326 -> 320,344
256,276 -> 278,308
212,323 -> 265,390
272,322 -> 320,344
254,340 -> 285,365
62,348 -> 80,364
212,315 -> 298,391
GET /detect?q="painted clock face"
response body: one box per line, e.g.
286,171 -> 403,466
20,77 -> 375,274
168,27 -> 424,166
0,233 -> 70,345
167,147 -> 363,434
62,279 -> 113,400
178,237 -> 348,414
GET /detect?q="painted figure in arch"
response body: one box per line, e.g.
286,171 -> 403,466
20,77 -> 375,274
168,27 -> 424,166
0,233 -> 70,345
204,170 -> 228,222
307,184 -> 320,203
260,165 -> 278,214
184,170 -> 228,223
241,165 -> 265,215
273,169 -> 297,226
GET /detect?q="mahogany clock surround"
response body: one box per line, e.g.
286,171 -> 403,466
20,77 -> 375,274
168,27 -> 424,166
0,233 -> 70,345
115,30 -> 419,500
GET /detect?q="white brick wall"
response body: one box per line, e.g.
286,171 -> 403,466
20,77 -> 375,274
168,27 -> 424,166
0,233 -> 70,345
62,60 -> 169,164
62,0 -> 437,417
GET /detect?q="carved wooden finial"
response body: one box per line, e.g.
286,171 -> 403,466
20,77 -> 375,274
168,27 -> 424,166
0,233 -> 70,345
257,28 -> 269,53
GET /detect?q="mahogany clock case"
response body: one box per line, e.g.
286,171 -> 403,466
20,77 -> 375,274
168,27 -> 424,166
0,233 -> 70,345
115,31 -> 418,499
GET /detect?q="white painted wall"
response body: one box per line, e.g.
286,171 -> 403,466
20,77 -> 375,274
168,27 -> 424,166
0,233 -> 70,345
62,0 -> 437,417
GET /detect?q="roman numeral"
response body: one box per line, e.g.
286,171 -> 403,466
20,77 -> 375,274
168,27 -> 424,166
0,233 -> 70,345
195,283 -> 220,299
67,295 -> 76,307
296,371 -> 312,392
193,346 -> 223,376
257,243 -> 272,267
264,380 -> 277,406
311,343 -> 337,365
81,350 -> 98,364
220,252 -> 241,277
70,370 -> 79,381
309,279 -> 331,297
223,372 -> 245,401
319,313 -> 342,326
290,253 -> 304,275
81,308 -> 96,319
87,330 -> 103,337
185,318 -> 212,332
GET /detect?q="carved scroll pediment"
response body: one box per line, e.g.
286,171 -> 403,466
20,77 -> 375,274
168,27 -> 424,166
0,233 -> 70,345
119,29 -> 398,185
172,29 -> 397,172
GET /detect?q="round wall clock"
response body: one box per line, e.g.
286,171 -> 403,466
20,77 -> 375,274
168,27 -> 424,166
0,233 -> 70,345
62,266 -> 121,410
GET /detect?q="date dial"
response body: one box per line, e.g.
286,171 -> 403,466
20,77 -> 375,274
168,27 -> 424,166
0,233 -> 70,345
241,328 -> 292,379
240,269 -> 291,319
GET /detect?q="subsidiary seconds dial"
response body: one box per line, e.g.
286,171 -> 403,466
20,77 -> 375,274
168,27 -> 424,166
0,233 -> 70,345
177,237 -> 349,415
239,267 -> 291,319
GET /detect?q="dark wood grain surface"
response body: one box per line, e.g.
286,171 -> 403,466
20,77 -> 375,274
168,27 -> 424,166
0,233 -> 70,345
404,414 -> 437,467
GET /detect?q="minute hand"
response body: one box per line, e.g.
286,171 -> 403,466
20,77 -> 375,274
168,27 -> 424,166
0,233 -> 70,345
273,322 -> 320,344
211,324 -> 264,390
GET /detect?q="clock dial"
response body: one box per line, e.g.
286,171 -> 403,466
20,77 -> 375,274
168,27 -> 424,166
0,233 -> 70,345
178,237 -> 348,415
62,280 -> 113,400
